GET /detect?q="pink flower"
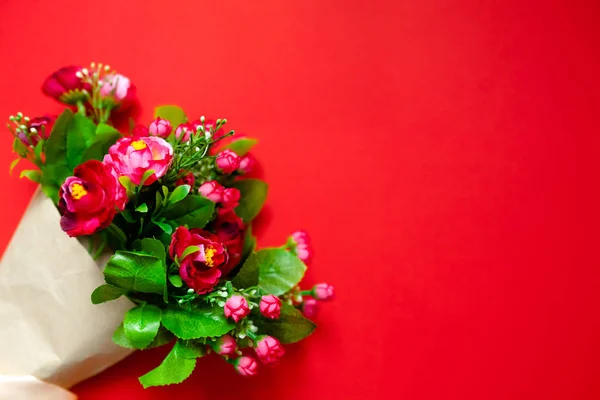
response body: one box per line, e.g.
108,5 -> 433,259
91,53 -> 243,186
175,123 -> 194,142
169,227 -> 227,294
254,336 -> 285,365
313,283 -> 335,301
104,136 -> 173,186
149,117 -> 172,138
234,356 -> 258,376
216,150 -> 240,174
131,124 -> 149,138
42,66 -> 89,103
212,334 -> 237,356
220,188 -> 240,212
199,180 -> 224,202
224,295 -> 250,322
303,298 -> 319,318
176,171 -> 195,188
100,74 -> 131,101
238,154 -> 256,174
259,295 -> 282,319
290,230 -> 314,265
58,161 -> 127,237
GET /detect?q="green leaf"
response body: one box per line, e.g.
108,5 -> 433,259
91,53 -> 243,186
138,340 -> 204,388
104,251 -> 166,294
12,137 -> 29,157
45,109 -> 74,166
123,304 -> 162,349
161,306 -> 234,340
153,219 -> 173,235
33,140 -> 44,161
162,195 -> 215,229
135,203 -> 149,213
253,303 -> 316,344
169,274 -> 183,287
20,169 -> 41,183
223,138 -> 258,156
120,209 -> 135,223
9,158 -> 20,174
66,114 -> 96,168
154,105 -> 188,128
230,179 -> 268,223
180,245 -> 200,260
241,223 -> 257,262
169,184 -> 191,205
139,169 -> 156,187
140,238 -> 167,262
91,284 -> 126,304
112,324 -> 136,349
118,176 -> 135,197
82,124 -> 121,162
147,327 -> 176,349
232,248 -> 306,295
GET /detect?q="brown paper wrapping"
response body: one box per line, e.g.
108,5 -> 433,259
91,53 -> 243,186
0,190 -> 134,399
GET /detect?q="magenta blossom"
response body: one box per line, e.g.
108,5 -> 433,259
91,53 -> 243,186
220,188 -> 240,212
259,295 -> 282,319
211,334 -> 237,356
313,283 -> 335,301
238,154 -> 256,174
234,356 -> 258,376
149,117 -> 172,138
104,136 -> 173,186
224,295 -> 250,322
216,150 -> 240,174
42,66 -> 89,103
175,123 -> 194,142
199,180 -> 225,203
303,298 -> 319,318
290,230 -> 314,265
254,336 -> 285,365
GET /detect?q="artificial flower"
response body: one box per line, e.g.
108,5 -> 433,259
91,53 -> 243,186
224,295 -> 250,322
148,117 -> 172,138
213,211 -> 244,275
254,336 -> 285,365
216,149 -> 240,174
259,295 -> 282,319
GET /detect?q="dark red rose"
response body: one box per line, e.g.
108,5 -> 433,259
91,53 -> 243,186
59,160 -> 128,237
176,171 -> 195,188
169,227 -> 228,294
213,211 -> 245,275
42,66 -> 90,104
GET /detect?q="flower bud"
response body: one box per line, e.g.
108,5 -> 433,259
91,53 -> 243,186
220,188 -> 240,211
238,154 -> 256,174
42,66 -> 89,104
254,336 -> 285,365
234,356 -> 258,376
199,180 -> 225,203
149,117 -> 172,138
312,283 -> 335,301
175,123 -> 194,142
176,172 -> 195,188
259,295 -> 282,319
223,295 -> 250,322
211,334 -> 237,356
302,298 -> 319,318
290,230 -> 314,265
216,150 -> 240,174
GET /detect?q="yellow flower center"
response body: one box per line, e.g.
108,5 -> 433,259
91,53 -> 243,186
131,140 -> 147,150
70,183 -> 88,200
205,247 -> 216,267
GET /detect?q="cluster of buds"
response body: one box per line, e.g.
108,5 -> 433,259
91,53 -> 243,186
284,282 -> 335,319
199,180 -> 240,214
7,112 -> 55,150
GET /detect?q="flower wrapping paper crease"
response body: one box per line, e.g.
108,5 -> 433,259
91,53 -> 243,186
4,62 -> 334,390
0,190 -> 133,393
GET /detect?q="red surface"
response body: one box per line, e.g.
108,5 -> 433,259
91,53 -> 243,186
1,0 -> 599,399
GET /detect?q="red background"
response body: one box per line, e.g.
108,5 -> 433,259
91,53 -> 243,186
0,0 -> 598,399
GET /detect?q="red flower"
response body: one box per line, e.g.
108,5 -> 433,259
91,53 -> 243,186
220,188 -> 240,213
234,356 -> 258,376
259,295 -> 282,319
216,150 -> 240,174
254,336 -> 285,365
169,227 -> 228,294
175,172 -> 195,188
224,295 -> 250,322
213,211 -> 244,275
17,115 -> 55,147
59,160 -> 127,237
42,66 -> 89,104
198,180 -> 224,202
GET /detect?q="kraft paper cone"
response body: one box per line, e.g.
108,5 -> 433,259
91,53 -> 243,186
0,190 -> 134,396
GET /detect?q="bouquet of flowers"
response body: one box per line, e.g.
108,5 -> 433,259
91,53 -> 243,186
1,63 -> 333,395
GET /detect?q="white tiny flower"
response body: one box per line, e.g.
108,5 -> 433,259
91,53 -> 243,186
205,131 -> 212,140
238,333 -> 246,339
195,147 -> 200,152
75,71 -> 83,78
81,68 -> 89,76
187,288 -> 194,294
29,128 -> 37,134
218,301 -> 225,307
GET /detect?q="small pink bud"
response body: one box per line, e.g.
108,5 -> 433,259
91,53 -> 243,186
149,117 -> 172,138
176,171 -> 195,188
221,188 -> 240,210
234,356 -> 258,376
224,295 -> 250,322
303,298 -> 319,318
254,336 -> 285,365
216,149 -> 241,174
175,122 -> 193,142
259,295 -> 282,319
212,334 -> 237,356
100,74 -> 131,101
290,230 -> 314,265
313,283 -> 335,301
199,180 -> 225,203
238,154 -> 256,174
